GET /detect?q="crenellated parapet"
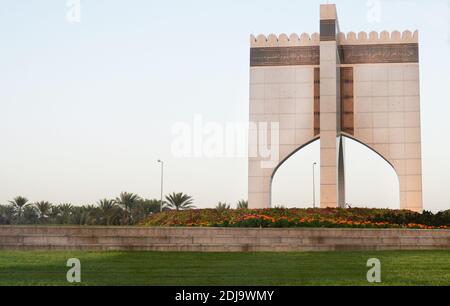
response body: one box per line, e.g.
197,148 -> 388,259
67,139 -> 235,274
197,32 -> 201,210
250,33 -> 320,48
338,30 -> 419,45
250,31 -> 418,48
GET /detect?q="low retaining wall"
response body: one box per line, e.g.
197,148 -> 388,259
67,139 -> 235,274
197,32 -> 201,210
1,226 -> 450,252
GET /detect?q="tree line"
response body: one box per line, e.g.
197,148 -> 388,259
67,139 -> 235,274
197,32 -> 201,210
0,192 -> 248,226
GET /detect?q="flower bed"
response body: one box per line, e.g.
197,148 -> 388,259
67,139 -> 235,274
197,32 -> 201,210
141,208 -> 450,229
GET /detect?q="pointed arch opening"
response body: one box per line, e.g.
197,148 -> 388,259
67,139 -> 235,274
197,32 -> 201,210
271,137 -> 320,208
342,135 -> 400,209
270,134 -> 400,209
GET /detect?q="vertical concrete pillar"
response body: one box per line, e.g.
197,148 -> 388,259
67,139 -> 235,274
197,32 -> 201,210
319,4 -> 345,208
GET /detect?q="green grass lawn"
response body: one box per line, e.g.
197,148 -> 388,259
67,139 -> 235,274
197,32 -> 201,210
0,250 -> 449,286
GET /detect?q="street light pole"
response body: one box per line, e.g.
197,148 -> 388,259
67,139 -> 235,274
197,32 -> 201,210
157,160 -> 164,213
312,162 -> 317,209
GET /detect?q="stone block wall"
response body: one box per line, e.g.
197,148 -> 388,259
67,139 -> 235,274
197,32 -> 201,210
1,226 -> 449,252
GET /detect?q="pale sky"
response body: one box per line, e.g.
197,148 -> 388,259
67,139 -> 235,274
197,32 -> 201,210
1,0 -> 450,212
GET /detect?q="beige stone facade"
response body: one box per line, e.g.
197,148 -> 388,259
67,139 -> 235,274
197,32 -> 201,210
248,4 -> 423,212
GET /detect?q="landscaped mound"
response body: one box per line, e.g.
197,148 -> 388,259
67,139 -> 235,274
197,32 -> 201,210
141,208 -> 450,229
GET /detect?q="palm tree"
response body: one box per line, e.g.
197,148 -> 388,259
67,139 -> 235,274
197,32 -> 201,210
34,201 -> 52,223
139,199 -> 166,214
9,196 -> 30,223
58,203 -> 74,224
165,193 -> 195,211
48,205 -> 61,224
216,202 -> 231,211
0,205 -> 16,225
115,192 -> 141,224
22,205 -> 39,224
131,199 -> 164,224
236,200 -> 248,209
72,205 -> 98,225
97,199 -> 120,225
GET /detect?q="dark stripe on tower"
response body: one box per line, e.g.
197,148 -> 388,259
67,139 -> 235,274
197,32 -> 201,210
320,19 -> 336,41
340,67 -> 354,136
250,44 -> 419,67
314,68 -> 320,136
339,44 -> 419,64
250,46 -> 320,66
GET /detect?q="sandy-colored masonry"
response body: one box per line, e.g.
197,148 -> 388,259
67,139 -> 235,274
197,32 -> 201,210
248,4 -> 423,212
1,226 -> 449,252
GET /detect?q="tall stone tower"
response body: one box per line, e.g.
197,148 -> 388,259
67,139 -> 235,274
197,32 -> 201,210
248,4 -> 423,212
